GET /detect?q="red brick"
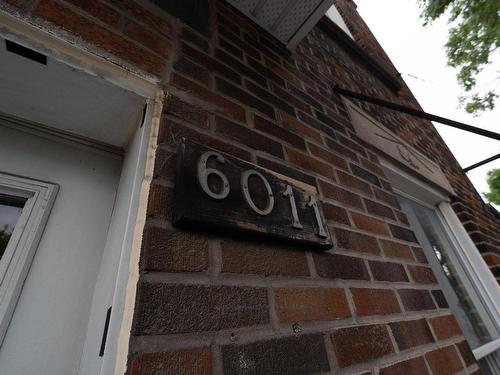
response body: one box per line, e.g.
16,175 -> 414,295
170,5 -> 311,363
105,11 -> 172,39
325,137 -> 359,162
456,340 -> 476,367
216,116 -> 284,159
254,114 -> 306,150
309,143 -> 348,171
129,348 -> 212,375
174,56 -> 210,85
124,20 -> 170,55
389,319 -> 435,350
275,287 -> 350,322
425,345 -> 463,375
351,288 -> 401,316
337,171 -> 372,195
170,73 -> 246,123
408,265 -> 438,284
319,180 -> 363,209
334,228 -> 381,255
221,239 -> 309,276
33,0 -> 166,75
361,157 -> 385,177
398,289 -> 436,311
379,357 -> 430,375
159,118 -> 251,161
66,0 -> 120,27
287,148 -> 334,179
373,186 -> 400,208
380,239 -> 414,260
141,226 -> 209,272
331,324 -> 394,367
152,147 -> 175,180
272,84 -> 312,114
369,260 -> 409,282
351,212 -> 390,236
146,182 -> 172,221
277,111 -> 322,142
430,315 -> 462,340
323,203 -> 351,225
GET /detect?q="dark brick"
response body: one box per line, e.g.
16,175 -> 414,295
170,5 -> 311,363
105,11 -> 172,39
181,42 -> 241,84
323,203 -> 350,225
408,265 -> 438,284
129,349 -> 211,375
164,95 -> 210,128
147,182 -> 172,220
351,288 -> 401,316
159,118 -> 251,161
389,224 -> 418,243
215,115 -> 284,158
256,157 -> 316,187
373,187 -> 400,208
364,199 -> 396,220
141,226 -> 209,272
334,228 -> 381,255
222,335 -> 330,375
66,0 -> 120,27
254,114 -> 305,150
134,283 -> 269,334
350,164 -> 381,186
171,73 -> 245,122
432,289 -> 449,308
331,324 -> 394,367
246,80 -> 295,115
430,314 -> 462,340
297,111 -> 336,138
389,319 -> 435,350
216,77 -> 275,119
215,48 -> 267,86
181,27 -> 209,52
319,180 -> 363,210
425,345 -> 463,375
218,37 -> 243,60
325,137 -> 359,162
369,260 -> 409,282
124,20 -> 170,55
456,340 -> 476,367
272,84 -> 312,114
398,289 -> 436,311
247,56 -> 285,86
221,239 -> 309,276
314,109 -> 346,134
412,246 -> 429,263
286,148 -> 334,179
380,239 -> 414,260
275,287 -> 351,322
173,56 -> 210,85
313,253 -> 370,280
379,357 -> 430,375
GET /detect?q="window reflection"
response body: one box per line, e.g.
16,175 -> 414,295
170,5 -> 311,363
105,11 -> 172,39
0,194 -> 26,260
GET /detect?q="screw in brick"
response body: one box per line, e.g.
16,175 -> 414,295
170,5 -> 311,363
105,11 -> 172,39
292,322 -> 302,334
230,332 -> 238,342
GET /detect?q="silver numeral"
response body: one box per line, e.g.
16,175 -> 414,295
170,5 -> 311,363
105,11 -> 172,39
197,151 -> 230,200
241,170 -> 274,216
283,185 -> 303,229
308,195 -> 327,238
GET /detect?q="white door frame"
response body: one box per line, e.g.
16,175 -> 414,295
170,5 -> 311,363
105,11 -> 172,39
382,159 -> 500,359
0,10 -> 164,375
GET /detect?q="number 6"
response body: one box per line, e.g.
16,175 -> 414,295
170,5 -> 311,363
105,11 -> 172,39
197,151 -> 230,200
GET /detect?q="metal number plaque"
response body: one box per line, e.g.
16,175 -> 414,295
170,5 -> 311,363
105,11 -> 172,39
173,139 -> 333,249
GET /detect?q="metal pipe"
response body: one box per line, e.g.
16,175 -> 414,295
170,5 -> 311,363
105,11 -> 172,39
334,87 -> 500,141
463,153 -> 500,173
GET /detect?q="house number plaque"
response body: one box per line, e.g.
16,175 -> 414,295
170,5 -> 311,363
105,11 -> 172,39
173,139 -> 333,249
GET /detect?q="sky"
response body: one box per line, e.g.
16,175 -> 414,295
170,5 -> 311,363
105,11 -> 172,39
353,0 -> 500,208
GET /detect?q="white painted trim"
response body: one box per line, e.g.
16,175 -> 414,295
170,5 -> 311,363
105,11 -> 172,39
0,173 -> 58,346
111,97 -> 162,375
474,337 -> 500,360
438,202 -> 500,335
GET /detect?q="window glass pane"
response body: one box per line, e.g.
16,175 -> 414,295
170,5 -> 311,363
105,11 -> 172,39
399,196 -> 491,348
0,194 -> 26,260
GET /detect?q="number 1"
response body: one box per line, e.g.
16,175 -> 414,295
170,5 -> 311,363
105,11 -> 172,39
283,185 -> 303,229
308,196 -> 327,238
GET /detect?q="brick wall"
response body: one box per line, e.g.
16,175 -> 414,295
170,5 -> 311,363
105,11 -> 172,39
1,0 -> 495,373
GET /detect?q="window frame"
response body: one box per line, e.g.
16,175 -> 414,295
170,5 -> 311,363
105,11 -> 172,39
0,172 -> 58,345
382,159 -> 500,359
